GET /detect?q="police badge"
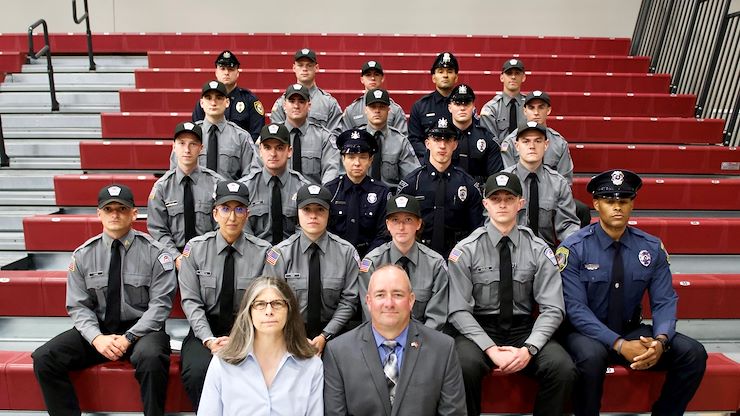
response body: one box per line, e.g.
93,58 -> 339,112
611,170 -> 625,186
638,250 -> 651,267
457,186 -> 467,202
236,101 -> 245,113
477,139 -> 486,152
367,193 -> 377,204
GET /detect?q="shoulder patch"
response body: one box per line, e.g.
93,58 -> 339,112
148,186 -> 157,200
353,251 -> 361,268
158,252 -> 174,271
555,247 -> 569,272
254,100 -> 264,116
182,243 -> 192,258
448,248 -> 463,263
544,247 -> 558,267
660,241 -> 671,265
266,248 -> 280,266
68,255 -> 76,272
397,180 -> 409,194
360,258 -> 372,273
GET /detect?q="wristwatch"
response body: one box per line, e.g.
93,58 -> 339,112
321,331 -> 334,341
656,336 -> 670,352
524,343 -> 539,356
124,331 -> 138,345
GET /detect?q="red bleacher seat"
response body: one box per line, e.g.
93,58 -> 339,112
147,51 -> 651,73
54,174 -> 158,207
0,33 -> 631,55
134,68 -> 671,93
0,51 -> 25,74
642,274 -> 740,319
570,144 -> 740,175
572,176 -> 740,210
23,215 -> 148,251
615,217 -> 740,254
118,88 -> 696,118
80,140 -> 172,170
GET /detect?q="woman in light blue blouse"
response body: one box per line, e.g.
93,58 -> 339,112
198,276 -> 323,415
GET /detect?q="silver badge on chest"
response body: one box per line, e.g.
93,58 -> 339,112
457,186 -> 467,202
638,250 -> 651,267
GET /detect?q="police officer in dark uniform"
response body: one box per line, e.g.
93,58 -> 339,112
398,117 -> 483,257
408,51 -> 459,162
325,128 -> 390,257
33,184 -> 177,416
448,83 -> 503,187
192,50 -> 265,140
558,169 -> 707,416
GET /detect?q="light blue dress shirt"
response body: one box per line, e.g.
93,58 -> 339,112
371,325 -> 409,374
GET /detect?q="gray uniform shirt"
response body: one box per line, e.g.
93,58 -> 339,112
447,222 -> 564,351
169,118 -> 260,181
504,162 -> 580,248
178,230 -> 271,341
147,165 -> 223,253
479,93 -> 526,144
500,127 -> 575,184
359,241 -> 449,330
262,231 -> 360,336
365,125 -> 421,189
270,85 -> 343,135
66,229 -> 177,344
240,167 -> 311,243
280,119 -> 340,185
341,95 -> 408,135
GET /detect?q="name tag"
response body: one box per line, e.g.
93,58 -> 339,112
425,112 -> 436,117
87,271 -> 104,277
285,273 -> 301,279
196,270 -> 212,277
165,200 -> 179,207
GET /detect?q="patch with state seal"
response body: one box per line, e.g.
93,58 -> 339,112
254,100 -> 264,116
555,247 -> 569,272
158,253 -> 174,271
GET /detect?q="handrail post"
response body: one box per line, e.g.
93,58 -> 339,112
669,0 -> 701,93
695,2 -> 732,118
72,0 -> 96,71
723,88 -> 740,146
630,0 -> 653,56
27,19 -> 60,112
648,0 -> 676,73
0,115 -> 9,167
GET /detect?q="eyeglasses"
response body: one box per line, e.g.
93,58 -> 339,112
251,299 -> 288,311
217,206 -> 248,217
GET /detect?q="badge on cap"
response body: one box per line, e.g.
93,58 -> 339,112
268,124 -> 279,134
308,185 -> 321,195
373,90 -> 383,98
183,122 -> 194,130
457,186 -> 467,202
236,101 -> 245,113
437,118 -> 448,128
367,193 -> 377,204
526,121 -> 538,128
459,85 -> 467,94
442,53 -> 451,64
227,182 -> 240,192
611,170 -> 625,186
368,61 -> 376,67
209,81 -> 218,89
108,186 -> 121,196
351,130 -> 360,139
477,139 -> 486,152
301,48 -> 310,55
396,196 -> 409,208
293,83 -> 302,90
639,250 -> 651,267
496,175 -> 509,186
223,52 -> 231,58
533,90 -> 543,97
510,59 -> 518,65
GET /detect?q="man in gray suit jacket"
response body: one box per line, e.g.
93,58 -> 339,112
324,264 -> 467,416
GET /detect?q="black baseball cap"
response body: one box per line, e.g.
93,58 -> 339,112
98,184 -> 135,208
524,90 -> 551,106
516,121 -> 547,140
296,184 -> 331,209
502,58 -> 525,73
201,80 -> 228,96
365,88 -> 390,106
258,123 -> 290,145
361,60 -> 384,75
386,194 -> 421,218
294,48 -> 317,63
285,83 -> 311,101
213,181 -> 250,207
484,172 -> 523,198
215,50 -> 240,67
173,121 -> 203,142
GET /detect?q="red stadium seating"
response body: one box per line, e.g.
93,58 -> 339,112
134,68 -> 671,93
642,274 -> 740,319
22,215 -> 148,251
80,140 -> 172,170
0,51 -> 25,74
570,144 -> 740,175
147,51 -> 651,73
572,176 -> 740,210
118,88 -> 696,118
0,33 -> 632,55
0,271 -> 66,316
53,174 -> 158,207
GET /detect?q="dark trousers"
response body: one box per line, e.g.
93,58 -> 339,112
574,199 -> 591,228
455,316 -> 577,416
32,327 -> 171,416
180,329 -> 214,410
562,324 -> 707,416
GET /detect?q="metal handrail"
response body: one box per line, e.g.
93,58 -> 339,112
0,115 -> 9,167
27,19 -> 60,112
72,0 -> 96,71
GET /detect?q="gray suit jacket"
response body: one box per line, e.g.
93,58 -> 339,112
323,320 -> 466,416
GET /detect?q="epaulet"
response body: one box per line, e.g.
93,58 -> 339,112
350,96 -> 363,104
457,226 -> 487,246
324,175 -> 342,189
387,125 -> 404,135
243,233 -> 272,249
561,223 -> 597,247
276,233 -> 301,249
326,231 -> 354,248
417,243 -> 445,261
491,94 -> 504,103
307,121 -> 333,135
226,120 -> 249,134
188,231 -> 216,245
546,127 -> 563,138
517,225 -> 537,239
240,169 -> 260,182
132,230 -> 168,252
194,120 -> 204,126
200,167 -> 225,181
291,170 -> 313,186
75,233 -> 103,252
237,86 -> 256,97
156,169 -> 176,183
501,164 -> 516,174
367,178 -> 389,191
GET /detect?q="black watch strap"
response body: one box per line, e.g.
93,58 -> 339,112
125,331 -> 138,344
524,343 -> 539,356
321,331 -> 334,341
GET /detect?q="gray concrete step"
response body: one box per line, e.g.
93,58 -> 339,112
4,138 -> 82,157
0,231 -> 25,251
0,250 -> 28,269
0,91 -> 120,113
0,172 -> 55,189
23,55 -> 148,72
1,113 -> 100,139
8,157 -> 81,170
670,255 -> 740,274
0,72 -> 134,87
0,207 -> 57,231
0,190 -> 56,206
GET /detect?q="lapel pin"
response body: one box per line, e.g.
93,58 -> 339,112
411,341 -> 419,349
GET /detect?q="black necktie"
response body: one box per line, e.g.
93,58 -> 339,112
431,173 -> 447,254
347,183 -> 360,245
498,236 -> 513,330
458,129 -> 470,172
207,124 -> 219,171
104,239 -> 122,333
219,245 -> 236,334
371,131 -> 382,181
292,128 -> 302,172
527,172 -> 540,237
270,176 -> 284,245
397,256 -> 411,276
307,243 -> 322,338
508,99 -> 518,134
182,176 -> 197,243
607,241 -> 625,334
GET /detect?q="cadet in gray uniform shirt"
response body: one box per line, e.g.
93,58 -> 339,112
500,90 -> 574,184
171,80 -> 260,181
272,83 -> 340,184
33,184 -> 176,416
262,184 -> 360,355
270,48 -> 343,135
149,121 -> 223,257
479,58 -> 527,143
340,60 -> 408,135
359,194 -> 448,331
503,121 -> 580,248
363,88 -> 420,191
447,172 -> 576,416
178,180 -> 271,410
240,123 -> 312,244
